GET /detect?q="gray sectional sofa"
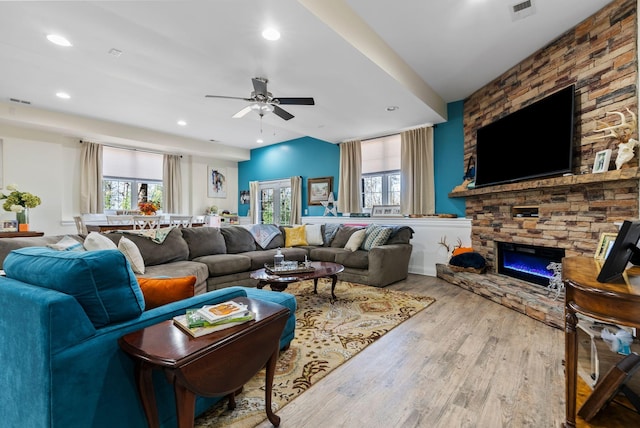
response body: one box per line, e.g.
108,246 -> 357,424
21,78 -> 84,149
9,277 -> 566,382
0,223 -> 414,291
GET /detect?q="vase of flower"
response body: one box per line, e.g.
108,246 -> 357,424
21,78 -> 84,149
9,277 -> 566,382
16,208 -> 29,231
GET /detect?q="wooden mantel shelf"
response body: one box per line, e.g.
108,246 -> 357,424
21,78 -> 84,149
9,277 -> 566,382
448,166 -> 640,198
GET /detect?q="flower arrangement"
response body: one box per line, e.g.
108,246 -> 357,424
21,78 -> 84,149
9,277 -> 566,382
138,202 -> 158,215
0,184 -> 41,213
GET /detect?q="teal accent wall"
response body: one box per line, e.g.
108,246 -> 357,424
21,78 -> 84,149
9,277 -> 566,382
239,101 -> 466,218
434,100 -> 466,217
238,137 -> 340,216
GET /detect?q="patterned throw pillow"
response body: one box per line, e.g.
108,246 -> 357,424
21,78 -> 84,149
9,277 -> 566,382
285,225 -> 308,247
360,225 -> 393,251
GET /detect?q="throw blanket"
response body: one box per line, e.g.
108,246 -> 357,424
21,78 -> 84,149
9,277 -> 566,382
247,224 -> 280,248
117,226 -> 176,244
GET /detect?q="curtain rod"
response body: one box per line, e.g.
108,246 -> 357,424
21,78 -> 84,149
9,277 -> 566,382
340,122 -> 436,144
79,140 -> 183,158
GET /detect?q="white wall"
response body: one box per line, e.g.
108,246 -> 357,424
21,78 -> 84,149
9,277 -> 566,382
0,123 -> 239,235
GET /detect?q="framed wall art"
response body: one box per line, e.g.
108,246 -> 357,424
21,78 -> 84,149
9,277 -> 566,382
307,176 -> 333,206
207,166 -> 227,198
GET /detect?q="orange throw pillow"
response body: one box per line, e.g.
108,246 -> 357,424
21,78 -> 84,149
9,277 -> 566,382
137,275 -> 196,310
452,247 -> 474,256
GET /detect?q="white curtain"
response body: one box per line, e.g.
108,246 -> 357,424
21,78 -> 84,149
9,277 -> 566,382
337,140 -> 362,213
248,180 -> 259,224
79,141 -> 103,213
163,154 -> 182,213
400,126 -> 435,215
290,176 -> 302,225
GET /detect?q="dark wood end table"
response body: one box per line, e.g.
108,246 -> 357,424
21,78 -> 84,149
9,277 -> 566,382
251,261 -> 344,300
118,297 -> 290,428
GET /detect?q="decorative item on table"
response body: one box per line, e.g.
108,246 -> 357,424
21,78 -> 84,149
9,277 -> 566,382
196,300 -> 251,323
173,305 -> 255,338
0,184 -> 41,232
265,261 -> 315,274
586,108 -> 638,170
274,247 -> 284,268
2,220 -> 17,232
138,201 -> 158,215
205,205 -> 218,215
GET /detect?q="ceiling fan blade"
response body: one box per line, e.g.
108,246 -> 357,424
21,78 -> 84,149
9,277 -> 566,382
275,97 -> 315,105
232,106 -> 252,118
205,95 -> 253,101
273,105 -> 294,121
252,78 -> 268,96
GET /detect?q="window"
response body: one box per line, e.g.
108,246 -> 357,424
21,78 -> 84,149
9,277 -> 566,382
361,134 -> 401,209
258,179 -> 291,225
102,147 -> 163,212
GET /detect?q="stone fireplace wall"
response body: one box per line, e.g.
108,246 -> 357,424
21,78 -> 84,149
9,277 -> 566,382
457,0 -> 639,270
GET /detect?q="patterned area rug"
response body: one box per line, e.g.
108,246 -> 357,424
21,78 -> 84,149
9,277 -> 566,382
194,280 -> 435,428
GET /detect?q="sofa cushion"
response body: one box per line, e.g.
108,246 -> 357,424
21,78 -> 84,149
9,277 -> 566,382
305,224 -> 324,245
344,229 -> 366,251
284,225 -> 308,247
104,227 -> 189,266
3,247 -> 144,327
309,247 -> 343,262
361,224 -> 393,250
220,226 -> 256,253
335,249 -> 369,269
331,225 -> 363,248
118,237 -> 145,274
193,253 -> 252,276
180,227 -> 226,259
137,275 -> 196,310
84,232 -> 118,250
385,226 -> 414,245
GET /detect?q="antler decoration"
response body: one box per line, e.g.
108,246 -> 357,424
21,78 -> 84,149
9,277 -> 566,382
586,108 -> 637,143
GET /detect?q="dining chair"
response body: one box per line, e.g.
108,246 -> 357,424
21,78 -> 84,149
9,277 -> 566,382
106,215 -> 133,225
169,215 -> 193,228
132,215 -> 162,230
73,216 -> 88,234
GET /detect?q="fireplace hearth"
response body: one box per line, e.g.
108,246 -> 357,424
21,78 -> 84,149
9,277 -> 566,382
497,242 -> 565,286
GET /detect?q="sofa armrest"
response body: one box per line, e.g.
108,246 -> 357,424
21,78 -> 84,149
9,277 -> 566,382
366,243 -> 413,287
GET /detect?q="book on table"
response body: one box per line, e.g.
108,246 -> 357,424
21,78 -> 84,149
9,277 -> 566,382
173,301 -> 255,338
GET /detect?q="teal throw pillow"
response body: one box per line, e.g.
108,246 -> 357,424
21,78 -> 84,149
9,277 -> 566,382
360,224 -> 393,250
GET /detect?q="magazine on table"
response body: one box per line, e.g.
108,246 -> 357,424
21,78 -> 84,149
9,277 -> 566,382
196,300 -> 250,323
173,306 -> 255,338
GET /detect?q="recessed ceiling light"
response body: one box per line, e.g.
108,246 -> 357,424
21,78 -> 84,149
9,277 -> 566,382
256,139 -> 264,144
386,106 -> 399,112
262,28 -> 280,41
177,120 -> 187,126
56,92 -> 70,99
46,34 -> 72,47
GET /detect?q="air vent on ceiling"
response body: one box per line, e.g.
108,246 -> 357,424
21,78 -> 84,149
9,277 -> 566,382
9,98 -> 31,105
510,0 -> 536,21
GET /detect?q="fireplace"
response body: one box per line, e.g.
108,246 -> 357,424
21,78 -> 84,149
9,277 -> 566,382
496,242 -> 565,286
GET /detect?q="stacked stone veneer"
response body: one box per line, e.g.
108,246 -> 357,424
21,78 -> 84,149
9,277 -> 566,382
439,0 -> 639,324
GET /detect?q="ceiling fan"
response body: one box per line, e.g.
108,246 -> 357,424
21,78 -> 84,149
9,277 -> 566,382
205,77 -> 314,121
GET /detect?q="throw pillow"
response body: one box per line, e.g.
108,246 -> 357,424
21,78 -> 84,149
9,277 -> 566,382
84,232 -> 117,251
344,228 -> 366,252
47,235 -> 86,252
305,224 -> 324,246
118,236 -> 145,274
137,275 -> 196,310
285,225 -> 308,247
361,225 -> 393,251
323,223 -> 340,246
331,226 -> 363,248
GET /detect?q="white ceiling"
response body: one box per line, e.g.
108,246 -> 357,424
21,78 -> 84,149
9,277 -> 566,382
0,0 -> 615,156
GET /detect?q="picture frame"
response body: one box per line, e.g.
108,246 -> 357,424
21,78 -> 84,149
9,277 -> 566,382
207,166 -> 227,198
2,220 -> 17,232
371,205 -> 402,217
592,149 -> 612,173
307,177 -> 333,206
594,232 -> 618,261
239,190 -> 250,205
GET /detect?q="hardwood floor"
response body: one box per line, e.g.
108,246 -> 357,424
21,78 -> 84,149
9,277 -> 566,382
255,274 -> 567,428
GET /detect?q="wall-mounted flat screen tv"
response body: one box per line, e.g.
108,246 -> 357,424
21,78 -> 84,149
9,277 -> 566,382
474,84 -> 575,188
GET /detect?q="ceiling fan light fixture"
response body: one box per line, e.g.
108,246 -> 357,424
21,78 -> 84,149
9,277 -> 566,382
250,102 -> 274,114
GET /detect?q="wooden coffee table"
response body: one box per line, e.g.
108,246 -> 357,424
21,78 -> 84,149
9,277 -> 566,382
251,261 -> 344,300
118,297 -> 289,428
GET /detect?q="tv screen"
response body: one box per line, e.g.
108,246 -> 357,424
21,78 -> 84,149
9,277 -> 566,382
474,84 -> 575,188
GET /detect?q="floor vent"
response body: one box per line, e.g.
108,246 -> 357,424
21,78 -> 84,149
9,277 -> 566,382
510,0 -> 536,21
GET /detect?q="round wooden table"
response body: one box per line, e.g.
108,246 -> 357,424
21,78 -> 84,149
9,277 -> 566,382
251,261 -> 344,300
